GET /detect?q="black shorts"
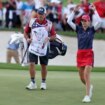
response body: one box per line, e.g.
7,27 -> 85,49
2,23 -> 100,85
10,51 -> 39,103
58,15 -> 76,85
29,52 -> 49,65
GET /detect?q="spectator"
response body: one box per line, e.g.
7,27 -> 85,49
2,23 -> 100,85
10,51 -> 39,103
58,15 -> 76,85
5,0 -> 16,28
50,1 -> 59,23
56,1 -> 63,30
50,0 -> 63,30
21,0 -> 34,27
62,0 -> 76,31
80,0 -> 90,14
15,0 -> 23,28
1,2 -> 6,28
34,0 -> 45,9
0,0 -> 3,27
74,1 -> 85,25
45,3 -> 54,22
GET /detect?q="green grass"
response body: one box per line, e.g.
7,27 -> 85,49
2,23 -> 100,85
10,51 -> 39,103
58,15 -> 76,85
0,70 -> 105,105
0,63 -> 105,72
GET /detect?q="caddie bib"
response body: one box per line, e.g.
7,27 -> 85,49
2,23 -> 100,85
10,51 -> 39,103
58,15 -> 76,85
29,27 -> 49,56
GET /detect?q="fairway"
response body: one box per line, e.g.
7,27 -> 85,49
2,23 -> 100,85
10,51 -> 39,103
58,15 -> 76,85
0,70 -> 105,105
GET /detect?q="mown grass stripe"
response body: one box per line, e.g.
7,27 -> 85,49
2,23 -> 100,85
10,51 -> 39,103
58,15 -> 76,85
0,63 -> 105,72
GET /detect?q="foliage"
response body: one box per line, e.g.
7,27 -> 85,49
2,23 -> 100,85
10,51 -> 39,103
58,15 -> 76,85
3,0 -> 95,5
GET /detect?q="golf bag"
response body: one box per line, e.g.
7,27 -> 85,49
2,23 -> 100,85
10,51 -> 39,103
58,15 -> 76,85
48,35 -> 67,59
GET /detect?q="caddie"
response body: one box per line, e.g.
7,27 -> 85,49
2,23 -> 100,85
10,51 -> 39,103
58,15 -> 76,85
24,7 -> 56,90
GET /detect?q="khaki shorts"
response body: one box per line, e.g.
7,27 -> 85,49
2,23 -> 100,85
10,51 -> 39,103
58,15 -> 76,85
7,49 -> 20,63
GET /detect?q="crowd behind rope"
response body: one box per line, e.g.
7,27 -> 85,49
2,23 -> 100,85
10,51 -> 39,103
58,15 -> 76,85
0,0 -> 105,32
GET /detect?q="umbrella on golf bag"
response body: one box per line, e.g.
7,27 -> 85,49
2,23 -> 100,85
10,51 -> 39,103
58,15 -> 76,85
48,35 -> 67,59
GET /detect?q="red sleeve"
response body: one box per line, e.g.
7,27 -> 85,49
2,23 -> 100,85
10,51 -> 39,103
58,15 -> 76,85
49,25 -> 56,37
24,23 -> 31,33
93,2 -> 105,18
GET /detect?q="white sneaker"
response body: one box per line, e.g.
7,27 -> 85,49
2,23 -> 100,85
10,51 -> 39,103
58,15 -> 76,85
82,95 -> 91,103
40,83 -> 46,90
26,82 -> 37,90
89,85 -> 93,99
21,63 -> 29,66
